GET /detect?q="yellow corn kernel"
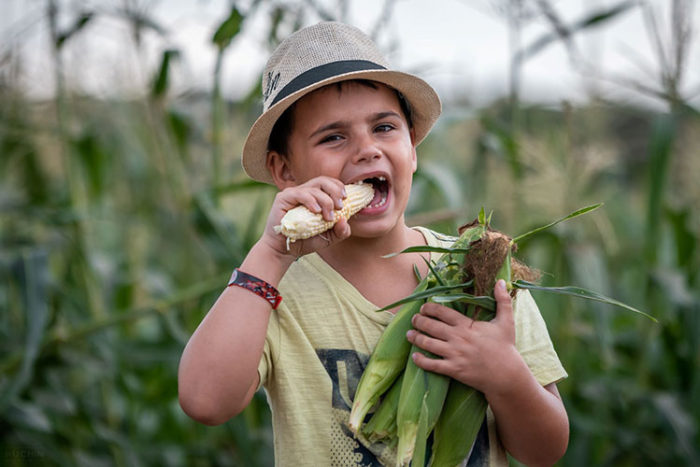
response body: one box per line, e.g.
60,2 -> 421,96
274,182 -> 374,246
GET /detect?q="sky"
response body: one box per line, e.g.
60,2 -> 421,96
1,0 -> 699,109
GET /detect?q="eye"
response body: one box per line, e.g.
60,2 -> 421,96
319,134 -> 343,144
375,124 -> 395,133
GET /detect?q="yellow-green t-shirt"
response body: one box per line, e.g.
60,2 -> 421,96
257,227 -> 567,466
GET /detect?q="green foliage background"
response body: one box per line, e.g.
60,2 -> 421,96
1,1 -> 699,465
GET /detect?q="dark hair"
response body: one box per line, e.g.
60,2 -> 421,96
267,79 -> 414,157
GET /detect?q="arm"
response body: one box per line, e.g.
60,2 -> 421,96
178,177 -> 349,425
407,280 -> 569,466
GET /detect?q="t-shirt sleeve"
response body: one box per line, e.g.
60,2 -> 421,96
513,290 -> 568,386
256,304 -> 282,390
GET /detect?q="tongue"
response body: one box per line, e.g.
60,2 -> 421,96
368,187 -> 382,206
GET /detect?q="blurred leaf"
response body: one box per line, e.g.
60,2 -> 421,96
644,113 -> 677,267
213,7 -> 244,50
479,115 -> 522,178
0,250 -> 50,412
415,160 -> 463,209
652,393 -> 697,458
243,191 -> 272,250
56,11 -> 94,49
665,207 -> 697,279
73,131 -> 109,198
650,268 -> 695,307
151,49 -> 180,98
520,1 -> 637,60
167,110 -> 192,158
267,6 -> 286,46
115,6 -> 166,44
5,401 -> 52,432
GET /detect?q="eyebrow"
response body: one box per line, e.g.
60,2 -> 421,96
310,111 -> 403,138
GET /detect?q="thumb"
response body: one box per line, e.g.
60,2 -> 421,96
493,279 -> 514,328
330,217 -> 351,241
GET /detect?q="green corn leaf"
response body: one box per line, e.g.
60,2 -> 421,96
431,294 -> 496,312
376,282 -> 474,311
431,383 -> 488,467
413,264 -> 422,282
422,257 -> 446,286
511,203 -> 604,244
513,280 -> 657,322
411,392 -> 432,467
361,372 -> 404,442
152,49 -> 180,97
382,246 -> 471,258
212,7 -> 244,50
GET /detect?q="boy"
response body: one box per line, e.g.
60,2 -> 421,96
178,22 -> 568,466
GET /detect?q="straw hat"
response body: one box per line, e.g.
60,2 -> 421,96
241,21 -> 442,184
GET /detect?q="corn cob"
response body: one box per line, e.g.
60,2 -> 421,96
395,309 -> 453,465
348,224 -> 484,436
430,379 -> 488,467
361,372 -> 404,443
348,284 -> 429,433
429,247 -> 512,467
273,182 -> 374,248
350,204 -> 650,467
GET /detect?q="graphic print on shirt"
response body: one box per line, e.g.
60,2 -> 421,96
316,349 -> 385,466
316,348 -> 488,466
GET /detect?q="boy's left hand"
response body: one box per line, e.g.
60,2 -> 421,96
406,280 -> 521,394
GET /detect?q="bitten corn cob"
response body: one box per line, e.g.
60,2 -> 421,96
274,182 -> 374,248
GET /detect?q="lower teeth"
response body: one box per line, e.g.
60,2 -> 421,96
369,194 -> 387,208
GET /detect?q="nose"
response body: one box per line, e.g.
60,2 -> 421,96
352,130 -> 381,164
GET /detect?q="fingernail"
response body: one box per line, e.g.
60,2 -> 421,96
336,198 -> 344,209
498,279 -> 506,290
406,330 -> 415,339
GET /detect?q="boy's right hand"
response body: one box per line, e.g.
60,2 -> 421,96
259,176 -> 352,259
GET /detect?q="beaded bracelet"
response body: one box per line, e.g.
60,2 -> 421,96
227,268 -> 282,310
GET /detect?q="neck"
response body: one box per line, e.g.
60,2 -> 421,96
318,220 -> 424,271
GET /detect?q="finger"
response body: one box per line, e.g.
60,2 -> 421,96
411,309 -> 454,340
290,188 -> 336,221
410,350 -> 451,376
406,329 -> 451,358
314,188 -> 338,222
493,279 -> 514,326
313,177 -> 346,210
420,302 -> 469,327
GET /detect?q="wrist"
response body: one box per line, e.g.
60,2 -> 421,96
482,345 -> 530,400
239,239 -> 296,287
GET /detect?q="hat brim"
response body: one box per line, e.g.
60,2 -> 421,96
241,69 -> 441,184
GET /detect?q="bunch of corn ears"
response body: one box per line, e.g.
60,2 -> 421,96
348,204 -> 656,467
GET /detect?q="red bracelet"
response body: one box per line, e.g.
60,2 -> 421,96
227,268 -> 282,310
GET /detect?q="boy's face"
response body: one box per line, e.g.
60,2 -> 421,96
269,81 -> 418,239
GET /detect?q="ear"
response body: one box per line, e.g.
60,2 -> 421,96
266,151 -> 297,189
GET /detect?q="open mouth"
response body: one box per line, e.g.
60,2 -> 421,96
362,176 -> 389,209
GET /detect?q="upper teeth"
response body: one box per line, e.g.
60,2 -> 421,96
359,176 -> 386,183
